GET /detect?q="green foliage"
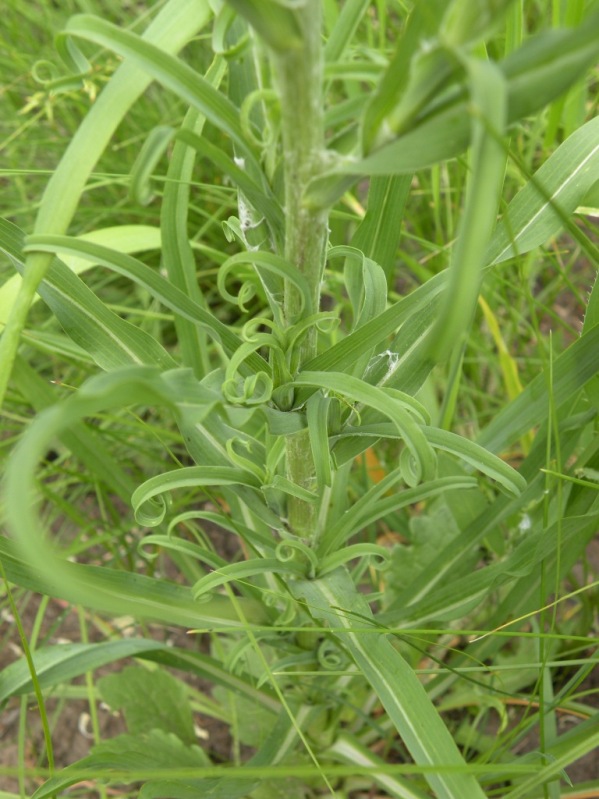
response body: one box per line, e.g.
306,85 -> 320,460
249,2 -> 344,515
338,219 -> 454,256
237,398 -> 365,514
1,1 -> 598,797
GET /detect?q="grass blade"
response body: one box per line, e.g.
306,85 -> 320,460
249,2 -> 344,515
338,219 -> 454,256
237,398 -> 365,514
425,56 -> 507,361
0,220 -> 176,371
487,115 -> 599,264
292,569 -> 488,799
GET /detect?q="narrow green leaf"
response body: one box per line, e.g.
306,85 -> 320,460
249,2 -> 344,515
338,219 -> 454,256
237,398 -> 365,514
292,371 -> 437,486
132,466 -> 261,527
425,56 -> 507,361
324,0 -> 370,63
349,175 -> 412,282
307,393 -> 333,489
423,427 -> 526,496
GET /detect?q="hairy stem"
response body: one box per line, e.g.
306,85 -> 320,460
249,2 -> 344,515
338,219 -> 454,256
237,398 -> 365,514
272,1 -> 328,538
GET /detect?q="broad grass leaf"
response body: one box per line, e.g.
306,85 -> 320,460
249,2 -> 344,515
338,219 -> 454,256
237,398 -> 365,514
334,247 -> 386,331
291,570 -> 488,799
98,666 -> 196,745
440,0 -> 517,47
302,271 -> 447,383
0,220 -> 176,371
583,269 -> 599,334
579,177 -> 599,213
0,223 -> 162,325
328,733 -> 432,799
487,116 -> 599,264
361,0 -> 447,153
0,640 -> 165,703
503,716 -> 599,799
582,269 -> 599,407
397,514 -> 595,624
382,44 -> 460,140
333,245 -> 387,375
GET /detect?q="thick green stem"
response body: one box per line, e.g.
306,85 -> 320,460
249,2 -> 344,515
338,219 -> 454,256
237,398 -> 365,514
272,1 -> 328,539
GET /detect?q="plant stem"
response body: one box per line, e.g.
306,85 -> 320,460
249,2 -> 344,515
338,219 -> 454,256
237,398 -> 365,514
272,1 -> 328,539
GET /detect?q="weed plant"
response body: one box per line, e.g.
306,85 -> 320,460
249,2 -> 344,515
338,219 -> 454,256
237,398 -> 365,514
1,1 -> 599,798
